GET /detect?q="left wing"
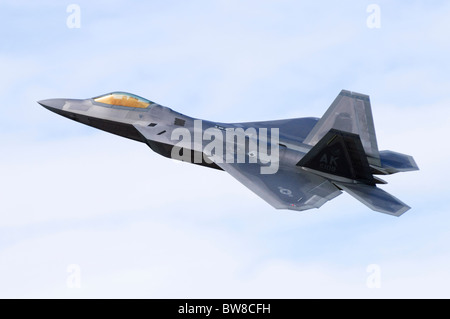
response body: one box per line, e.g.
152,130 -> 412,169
211,158 -> 342,211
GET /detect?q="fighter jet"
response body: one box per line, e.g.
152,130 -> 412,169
39,90 -> 419,216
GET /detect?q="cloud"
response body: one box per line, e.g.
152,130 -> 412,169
3,206 -> 450,298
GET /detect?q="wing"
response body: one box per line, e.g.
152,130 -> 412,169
211,157 -> 342,211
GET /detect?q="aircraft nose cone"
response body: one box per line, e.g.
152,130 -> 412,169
37,98 -> 66,110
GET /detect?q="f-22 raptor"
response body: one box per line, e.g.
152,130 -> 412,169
39,90 -> 418,216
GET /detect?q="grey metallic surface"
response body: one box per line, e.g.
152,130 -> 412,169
303,90 -> 380,166
334,182 -> 411,216
39,90 -> 419,216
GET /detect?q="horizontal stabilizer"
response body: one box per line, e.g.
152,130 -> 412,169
334,182 -> 410,216
377,150 -> 419,174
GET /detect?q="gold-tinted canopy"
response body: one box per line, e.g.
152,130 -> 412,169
94,92 -> 150,108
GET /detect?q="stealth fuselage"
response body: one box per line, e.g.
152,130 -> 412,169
39,90 -> 419,216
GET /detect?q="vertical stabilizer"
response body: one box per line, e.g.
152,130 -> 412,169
304,90 -> 380,167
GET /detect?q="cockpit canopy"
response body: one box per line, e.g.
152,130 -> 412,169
93,92 -> 152,109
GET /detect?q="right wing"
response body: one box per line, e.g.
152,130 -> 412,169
210,157 -> 342,211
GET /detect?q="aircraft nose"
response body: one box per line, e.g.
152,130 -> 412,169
37,98 -> 66,110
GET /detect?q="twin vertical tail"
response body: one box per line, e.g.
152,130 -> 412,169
297,90 -> 419,216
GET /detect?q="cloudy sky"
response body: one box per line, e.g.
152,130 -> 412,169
1,0 -> 450,298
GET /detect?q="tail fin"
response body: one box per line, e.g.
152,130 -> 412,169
297,129 -> 376,185
298,90 -> 416,216
296,130 -> 412,216
304,90 -> 380,166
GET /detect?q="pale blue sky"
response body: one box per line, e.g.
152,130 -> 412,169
1,1 -> 449,298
